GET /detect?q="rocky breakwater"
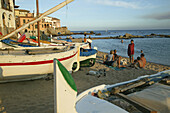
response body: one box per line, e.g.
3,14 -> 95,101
145,33 -> 170,38
116,33 -> 144,39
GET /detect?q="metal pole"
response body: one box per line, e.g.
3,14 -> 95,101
36,0 -> 40,46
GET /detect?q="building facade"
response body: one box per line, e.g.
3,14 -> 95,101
0,0 -> 16,35
15,9 -> 61,36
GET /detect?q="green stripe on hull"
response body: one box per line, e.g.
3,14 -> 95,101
73,58 -> 96,70
56,59 -> 77,92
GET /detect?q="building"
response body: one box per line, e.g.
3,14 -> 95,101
14,9 -> 30,17
0,0 -> 16,35
15,9 -> 61,36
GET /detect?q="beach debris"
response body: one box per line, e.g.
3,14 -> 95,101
87,69 -> 106,78
97,90 -> 110,99
120,58 -> 127,66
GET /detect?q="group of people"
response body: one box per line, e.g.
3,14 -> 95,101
127,39 -> 146,68
104,49 -> 126,68
104,39 -> 146,69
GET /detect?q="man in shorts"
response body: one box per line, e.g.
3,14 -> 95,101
128,40 -> 134,63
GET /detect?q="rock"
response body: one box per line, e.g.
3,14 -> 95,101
119,35 -> 123,38
150,33 -> 156,36
124,33 -> 133,38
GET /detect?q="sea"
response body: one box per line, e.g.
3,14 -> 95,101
69,29 -> 170,66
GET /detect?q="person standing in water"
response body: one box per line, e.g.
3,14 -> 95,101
128,40 -> 135,63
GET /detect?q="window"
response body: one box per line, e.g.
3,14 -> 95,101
47,24 -> 49,28
2,0 -> 11,10
23,19 -> 26,23
35,24 -> 37,29
28,25 -> 30,29
42,24 -> 43,28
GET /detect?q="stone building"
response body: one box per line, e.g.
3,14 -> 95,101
0,0 -> 16,35
15,9 -> 61,36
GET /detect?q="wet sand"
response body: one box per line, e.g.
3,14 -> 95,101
0,51 -> 169,113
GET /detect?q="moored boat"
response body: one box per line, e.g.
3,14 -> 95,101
53,59 -> 170,113
0,46 -> 79,83
72,47 -> 97,70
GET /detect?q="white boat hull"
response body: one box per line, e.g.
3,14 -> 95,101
0,47 -> 78,81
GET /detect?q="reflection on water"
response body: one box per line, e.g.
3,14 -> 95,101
0,79 -> 54,113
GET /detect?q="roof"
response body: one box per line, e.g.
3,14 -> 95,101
52,17 -> 60,20
15,9 -> 30,12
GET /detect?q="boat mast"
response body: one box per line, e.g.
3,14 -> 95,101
36,0 -> 40,46
0,0 -> 74,41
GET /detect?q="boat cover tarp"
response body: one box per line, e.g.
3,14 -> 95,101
1,39 -> 37,47
80,49 -> 97,56
128,83 -> 170,113
76,95 -> 128,113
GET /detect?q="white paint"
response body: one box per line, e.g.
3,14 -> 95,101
53,59 -> 77,113
76,95 -> 128,113
0,47 -> 78,81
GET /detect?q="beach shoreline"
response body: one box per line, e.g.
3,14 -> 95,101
97,51 -> 170,72
0,51 -> 169,113
72,51 -> 170,94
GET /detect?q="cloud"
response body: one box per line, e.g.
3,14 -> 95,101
87,0 -> 151,9
142,12 -> 170,20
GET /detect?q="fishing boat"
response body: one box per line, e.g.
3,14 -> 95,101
0,0 -> 78,83
0,46 -> 79,83
53,59 -> 128,113
72,47 -> 97,70
54,60 -> 170,113
53,59 -> 170,113
76,70 -> 170,113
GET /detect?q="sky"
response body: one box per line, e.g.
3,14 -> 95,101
15,0 -> 170,31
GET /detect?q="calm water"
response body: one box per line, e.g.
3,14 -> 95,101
67,29 -> 170,38
59,29 -> 170,66
92,38 -> 170,66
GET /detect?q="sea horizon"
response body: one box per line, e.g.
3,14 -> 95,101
71,28 -> 170,32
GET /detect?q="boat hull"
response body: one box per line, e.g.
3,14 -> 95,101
0,47 -> 78,81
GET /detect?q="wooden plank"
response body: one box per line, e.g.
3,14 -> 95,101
111,81 -> 146,94
116,93 -> 157,113
27,50 -> 66,55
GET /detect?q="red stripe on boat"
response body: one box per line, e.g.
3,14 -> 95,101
0,51 -> 77,66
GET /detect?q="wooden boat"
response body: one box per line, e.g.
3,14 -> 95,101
72,47 -> 97,70
0,46 -> 79,83
76,70 -> 170,113
53,60 -> 170,113
53,59 -> 128,113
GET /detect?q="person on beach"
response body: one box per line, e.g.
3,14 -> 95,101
128,40 -> 134,63
87,38 -> 92,49
84,37 -> 87,43
104,50 -> 126,68
134,57 -> 143,69
132,53 -> 146,69
140,53 -> 146,68
141,50 -> 143,54
121,39 -> 123,43
104,50 -> 114,66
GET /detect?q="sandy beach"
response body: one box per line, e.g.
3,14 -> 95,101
72,51 -> 170,94
0,51 -> 169,113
